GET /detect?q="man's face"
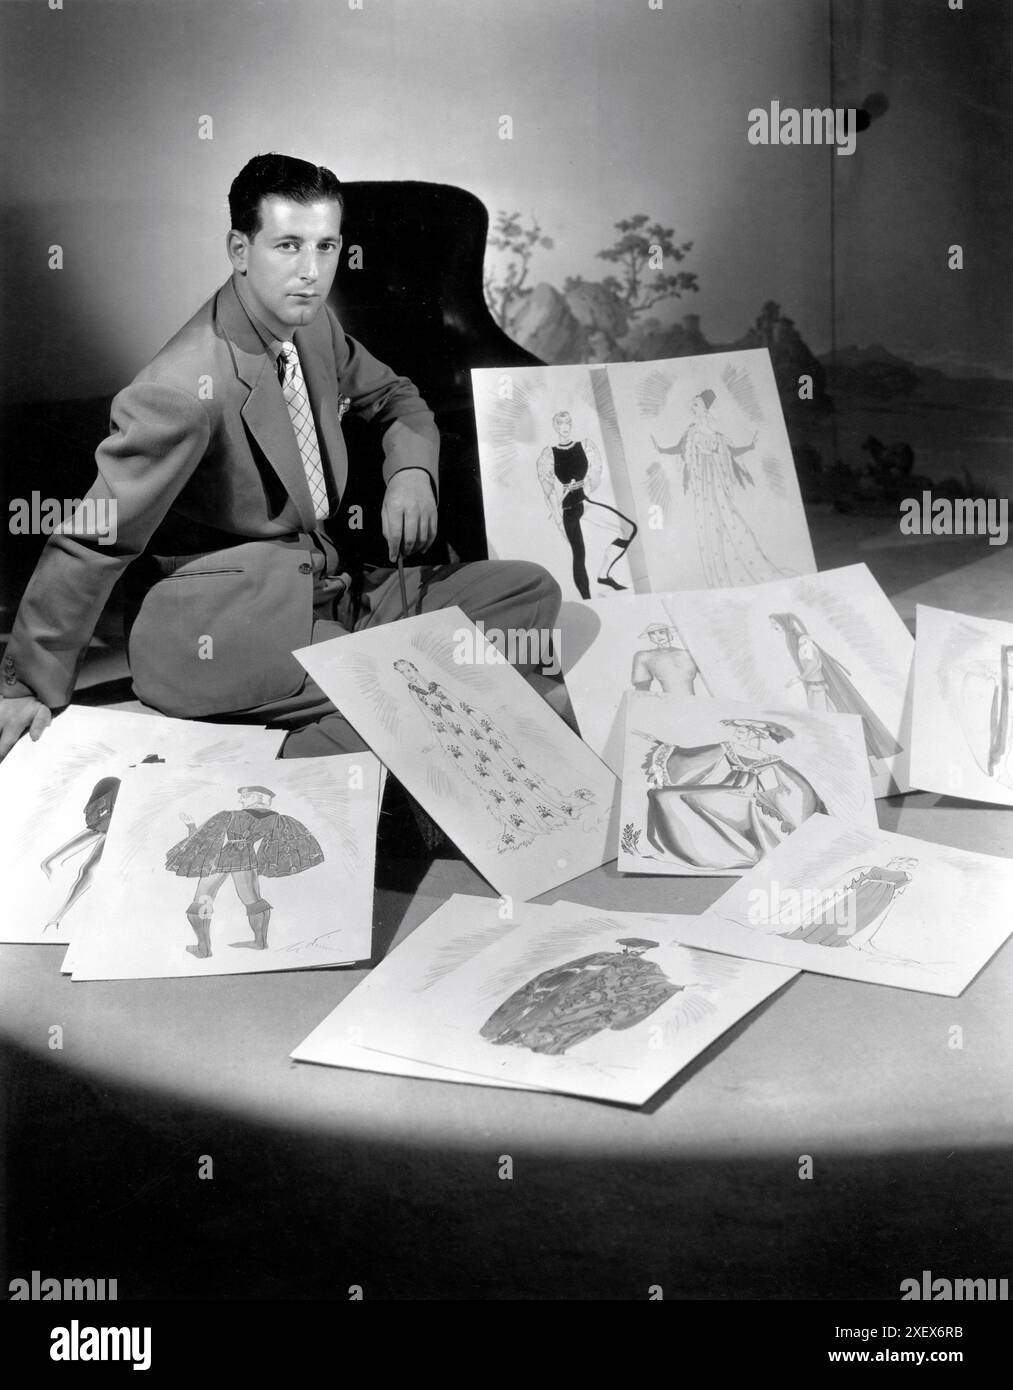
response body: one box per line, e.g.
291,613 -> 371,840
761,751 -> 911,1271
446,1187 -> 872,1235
228,196 -> 342,338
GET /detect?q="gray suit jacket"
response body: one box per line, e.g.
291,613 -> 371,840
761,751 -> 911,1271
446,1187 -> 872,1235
4,278 -> 439,716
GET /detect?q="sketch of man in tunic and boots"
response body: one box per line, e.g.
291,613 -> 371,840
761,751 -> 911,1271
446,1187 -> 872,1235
630,623 -> 700,695
165,785 -> 324,958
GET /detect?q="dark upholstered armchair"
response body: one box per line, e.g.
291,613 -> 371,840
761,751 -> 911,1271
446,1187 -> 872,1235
326,181 -> 542,566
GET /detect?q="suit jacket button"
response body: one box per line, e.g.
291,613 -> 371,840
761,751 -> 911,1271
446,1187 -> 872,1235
298,562 -> 312,574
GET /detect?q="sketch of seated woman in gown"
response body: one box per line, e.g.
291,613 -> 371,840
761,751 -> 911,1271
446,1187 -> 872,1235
480,938 -> 683,1055
165,785 -> 324,958
393,659 -> 597,853
769,611 -> 902,762
951,643 -> 1013,788
632,718 -> 826,871
536,410 -> 638,599
651,389 -> 789,587
777,856 -> 919,958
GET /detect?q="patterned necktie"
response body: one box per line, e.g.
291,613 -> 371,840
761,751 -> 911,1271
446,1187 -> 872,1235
278,341 -> 329,520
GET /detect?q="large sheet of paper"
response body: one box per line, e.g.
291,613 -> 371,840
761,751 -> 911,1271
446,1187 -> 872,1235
557,594 -> 709,774
663,564 -> 913,796
0,705 -> 283,943
471,350 -> 814,602
294,608 -> 618,900
910,604 -> 1013,807
674,814 -> 1013,997
63,755 -> 380,979
294,896 -> 797,1106
618,694 -> 877,876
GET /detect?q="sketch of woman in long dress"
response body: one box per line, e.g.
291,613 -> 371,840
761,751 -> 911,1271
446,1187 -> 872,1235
633,718 -> 826,871
769,611 -> 902,760
651,389 -> 789,587
779,855 -> 919,955
536,410 -> 638,599
480,938 -> 683,1054
165,785 -> 324,958
393,659 -> 596,853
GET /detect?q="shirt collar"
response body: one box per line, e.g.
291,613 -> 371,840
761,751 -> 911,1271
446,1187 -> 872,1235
231,275 -> 288,367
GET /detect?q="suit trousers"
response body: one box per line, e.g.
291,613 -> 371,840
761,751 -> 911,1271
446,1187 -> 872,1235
216,559 -> 563,758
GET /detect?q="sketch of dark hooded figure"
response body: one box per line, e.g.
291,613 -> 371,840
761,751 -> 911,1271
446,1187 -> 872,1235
480,938 -> 683,1055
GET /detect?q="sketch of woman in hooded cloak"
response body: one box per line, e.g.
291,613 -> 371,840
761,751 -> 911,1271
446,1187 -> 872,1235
651,389 -> 789,587
393,659 -> 596,853
480,938 -> 682,1054
769,611 -> 902,760
633,718 -> 825,870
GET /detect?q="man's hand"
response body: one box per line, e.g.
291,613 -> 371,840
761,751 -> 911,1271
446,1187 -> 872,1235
381,469 -> 438,563
0,696 -> 52,761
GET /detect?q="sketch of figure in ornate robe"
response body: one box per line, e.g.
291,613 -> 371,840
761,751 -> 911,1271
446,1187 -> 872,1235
39,753 -> 165,932
393,659 -> 596,853
769,611 -> 901,761
480,937 -> 683,1054
630,622 -> 700,695
651,389 -> 788,587
536,410 -> 638,599
634,718 -> 825,871
165,785 -> 324,958
779,856 -> 918,954
954,643 -> 1013,788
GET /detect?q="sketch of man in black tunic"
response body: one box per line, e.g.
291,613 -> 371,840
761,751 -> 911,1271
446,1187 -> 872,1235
165,785 -> 324,958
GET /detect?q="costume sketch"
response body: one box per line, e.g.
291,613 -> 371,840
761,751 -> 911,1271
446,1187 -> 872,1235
634,718 -> 827,872
38,754 -> 167,932
651,389 -> 789,587
769,611 -> 902,760
165,784 -> 324,957
776,856 -> 918,957
631,623 -> 699,695
662,565 -> 913,797
480,937 -> 683,1054
909,606 -> 1013,807
294,609 -> 617,902
952,643 -> 1013,789
536,410 -> 637,599
292,897 -> 798,1106
394,659 -> 595,853
678,815 -> 1013,996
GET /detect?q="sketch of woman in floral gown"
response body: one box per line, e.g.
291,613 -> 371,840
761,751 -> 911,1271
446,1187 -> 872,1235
165,785 -> 324,958
632,718 -> 825,870
480,938 -> 682,1054
779,855 -> 918,955
651,389 -> 789,587
769,612 -> 902,760
393,660 -> 596,853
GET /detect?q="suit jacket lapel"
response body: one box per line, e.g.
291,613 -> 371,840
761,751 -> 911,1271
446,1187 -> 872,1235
217,280 -> 318,532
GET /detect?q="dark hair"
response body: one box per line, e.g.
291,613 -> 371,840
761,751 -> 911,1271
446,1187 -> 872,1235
228,154 -> 343,238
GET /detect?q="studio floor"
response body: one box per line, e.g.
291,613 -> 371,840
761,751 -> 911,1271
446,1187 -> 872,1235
1,507 -> 1011,1301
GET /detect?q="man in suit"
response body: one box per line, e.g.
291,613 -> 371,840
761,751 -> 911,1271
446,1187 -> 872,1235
0,154 -> 561,759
